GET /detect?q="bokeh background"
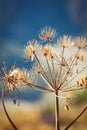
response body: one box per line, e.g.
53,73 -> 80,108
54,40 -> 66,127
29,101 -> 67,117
0,0 -> 87,68
0,0 -> 87,130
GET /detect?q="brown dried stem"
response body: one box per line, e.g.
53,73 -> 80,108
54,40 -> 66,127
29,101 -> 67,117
2,83 -> 18,130
64,106 -> 87,130
55,90 -> 60,130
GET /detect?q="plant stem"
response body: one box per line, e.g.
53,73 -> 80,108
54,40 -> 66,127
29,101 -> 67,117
2,85 -> 18,130
55,90 -> 60,130
64,106 -> 87,130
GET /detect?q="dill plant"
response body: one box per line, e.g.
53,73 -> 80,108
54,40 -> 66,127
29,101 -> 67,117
23,27 -> 87,130
1,26 -> 87,130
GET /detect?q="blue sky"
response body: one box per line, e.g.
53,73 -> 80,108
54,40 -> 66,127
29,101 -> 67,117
0,0 -> 87,101
0,0 -> 87,68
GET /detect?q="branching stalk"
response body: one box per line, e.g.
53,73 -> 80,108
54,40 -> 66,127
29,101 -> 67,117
45,56 -> 54,85
59,48 -> 80,88
30,83 -> 54,92
34,53 -> 54,88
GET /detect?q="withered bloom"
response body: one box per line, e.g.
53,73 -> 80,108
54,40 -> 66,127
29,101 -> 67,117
39,26 -> 57,41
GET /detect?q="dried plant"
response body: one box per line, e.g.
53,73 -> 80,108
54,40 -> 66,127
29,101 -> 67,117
23,27 -> 87,130
0,63 -> 31,130
1,26 -> 87,130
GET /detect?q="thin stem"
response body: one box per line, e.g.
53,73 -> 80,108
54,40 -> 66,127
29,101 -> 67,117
21,79 -> 54,92
51,57 -> 55,76
2,84 -> 18,130
34,53 -> 54,88
64,106 -> 87,130
30,83 -> 54,92
57,47 -> 64,87
61,65 -> 87,89
51,57 -> 57,86
40,74 -> 55,90
68,48 -> 80,69
62,87 -> 87,92
45,56 -> 54,85
55,90 -> 60,130
59,48 -> 80,88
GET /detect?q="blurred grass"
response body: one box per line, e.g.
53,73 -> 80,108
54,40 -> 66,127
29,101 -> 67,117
0,100 -> 87,130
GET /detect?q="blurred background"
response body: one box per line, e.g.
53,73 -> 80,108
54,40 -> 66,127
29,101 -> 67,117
0,0 -> 87,129
0,0 -> 87,68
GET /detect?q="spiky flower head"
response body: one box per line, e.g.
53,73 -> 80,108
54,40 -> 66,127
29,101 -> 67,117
42,44 -> 55,59
24,39 -> 41,61
75,37 -> 87,49
9,68 -> 31,85
2,64 -> 31,91
43,44 -> 52,56
39,26 -> 57,41
58,35 -> 74,48
76,75 -> 87,88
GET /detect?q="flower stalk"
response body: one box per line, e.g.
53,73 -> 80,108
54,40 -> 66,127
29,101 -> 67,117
65,106 -> 87,130
2,84 -> 18,130
1,26 -> 87,130
23,28 -> 87,130
55,90 -> 60,130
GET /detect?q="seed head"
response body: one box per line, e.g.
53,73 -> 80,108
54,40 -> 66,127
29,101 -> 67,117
76,75 -> 87,88
24,39 -> 41,61
39,26 -> 57,41
2,66 -> 32,91
42,44 -> 55,59
75,37 -> 87,49
58,35 -> 74,48
43,44 -> 52,56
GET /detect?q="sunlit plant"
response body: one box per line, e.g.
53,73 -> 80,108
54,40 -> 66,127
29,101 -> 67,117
1,26 -> 87,130
23,27 -> 87,130
0,63 -> 31,130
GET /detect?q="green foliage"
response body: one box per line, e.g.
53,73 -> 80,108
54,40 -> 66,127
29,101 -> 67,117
74,90 -> 87,104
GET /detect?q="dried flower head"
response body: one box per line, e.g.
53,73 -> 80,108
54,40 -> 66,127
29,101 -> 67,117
24,39 -> 41,61
9,68 -> 31,86
58,35 -> 74,48
42,44 -> 55,59
76,75 -> 87,88
75,37 -> 87,49
1,64 -> 31,92
84,76 -> 87,87
43,44 -> 52,56
39,26 -> 57,41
